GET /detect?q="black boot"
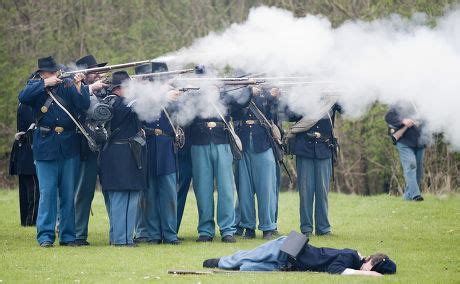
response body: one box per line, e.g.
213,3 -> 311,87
203,258 -> 220,268
263,230 -> 275,240
243,229 -> 256,239
235,226 -> 244,236
196,236 -> 213,242
221,235 -> 237,243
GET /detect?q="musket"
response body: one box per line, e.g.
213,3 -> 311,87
131,65 -> 205,79
389,120 -> 420,144
178,87 -> 200,92
174,76 -> 330,82
58,59 -> 157,78
222,79 -> 265,85
131,68 -> 195,79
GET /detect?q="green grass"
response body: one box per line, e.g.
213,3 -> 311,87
0,190 -> 459,283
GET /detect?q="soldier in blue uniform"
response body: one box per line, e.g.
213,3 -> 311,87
133,62 -> 180,245
18,56 -> 90,247
232,86 -> 279,239
203,233 -> 396,276
286,101 -> 342,237
189,86 -> 252,243
385,103 -> 425,201
99,71 -> 147,246
9,102 -> 39,226
73,54 -> 109,246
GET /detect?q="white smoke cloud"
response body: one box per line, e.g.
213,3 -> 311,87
123,80 -> 169,122
154,6 -> 460,149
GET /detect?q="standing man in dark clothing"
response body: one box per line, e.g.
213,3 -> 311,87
99,71 -> 147,246
9,103 -> 39,226
73,54 -> 109,246
202,232 -> 396,277
286,98 -> 342,237
232,86 -> 279,239
385,103 -> 425,201
19,56 -> 90,247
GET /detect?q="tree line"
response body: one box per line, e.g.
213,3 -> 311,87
0,0 -> 458,193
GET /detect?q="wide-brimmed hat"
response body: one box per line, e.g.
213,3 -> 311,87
372,256 -> 397,274
76,54 -> 107,69
134,62 -> 168,75
37,56 -> 59,72
110,70 -> 131,90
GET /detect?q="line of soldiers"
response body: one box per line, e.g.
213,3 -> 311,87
12,54 -> 425,247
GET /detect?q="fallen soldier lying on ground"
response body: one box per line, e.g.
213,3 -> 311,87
202,231 -> 396,277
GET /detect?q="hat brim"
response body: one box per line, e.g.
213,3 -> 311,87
108,84 -> 121,91
87,62 -> 108,69
37,67 -> 59,72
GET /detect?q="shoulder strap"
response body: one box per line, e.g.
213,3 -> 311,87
46,89 -> 97,150
249,101 -> 271,127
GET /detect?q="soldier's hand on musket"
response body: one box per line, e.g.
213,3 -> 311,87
167,89 -> 181,101
14,131 -> 26,141
90,80 -> 109,92
44,76 -> 62,87
270,87 -> 280,97
402,118 -> 415,128
73,72 -> 85,92
73,72 -> 86,83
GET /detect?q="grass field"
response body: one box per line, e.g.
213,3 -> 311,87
0,189 -> 459,283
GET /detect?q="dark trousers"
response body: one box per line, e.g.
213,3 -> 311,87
18,174 -> 39,226
176,155 -> 193,233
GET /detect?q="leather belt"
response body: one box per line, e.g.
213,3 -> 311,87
196,122 -> 225,129
144,128 -> 172,137
244,120 -> 260,125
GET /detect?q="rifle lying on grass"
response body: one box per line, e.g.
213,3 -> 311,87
168,269 -> 276,275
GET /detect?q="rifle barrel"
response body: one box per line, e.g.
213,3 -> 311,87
131,68 -> 195,79
60,59 -> 155,77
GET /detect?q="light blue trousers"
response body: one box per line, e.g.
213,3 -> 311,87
296,156 -> 332,235
237,147 -> 277,231
136,173 -> 178,242
218,236 -> 288,271
191,143 -> 236,237
74,152 -> 98,241
107,191 -> 140,245
396,143 -> 425,200
35,156 -> 80,245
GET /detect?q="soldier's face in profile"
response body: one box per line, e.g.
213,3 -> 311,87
86,73 -> 98,84
40,71 -> 57,79
360,257 -> 374,271
112,86 -> 124,97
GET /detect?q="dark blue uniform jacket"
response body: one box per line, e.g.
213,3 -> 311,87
144,111 -> 176,176
100,96 -> 147,191
385,106 -> 425,148
232,89 -> 278,153
190,87 -> 252,145
9,103 -> 36,175
289,104 -> 342,159
294,244 -> 362,274
18,79 -> 90,160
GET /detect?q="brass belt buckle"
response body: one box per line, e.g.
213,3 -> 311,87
54,127 -> 64,134
154,129 -> 163,136
246,120 -> 255,125
207,122 -> 217,128
313,132 -> 321,139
